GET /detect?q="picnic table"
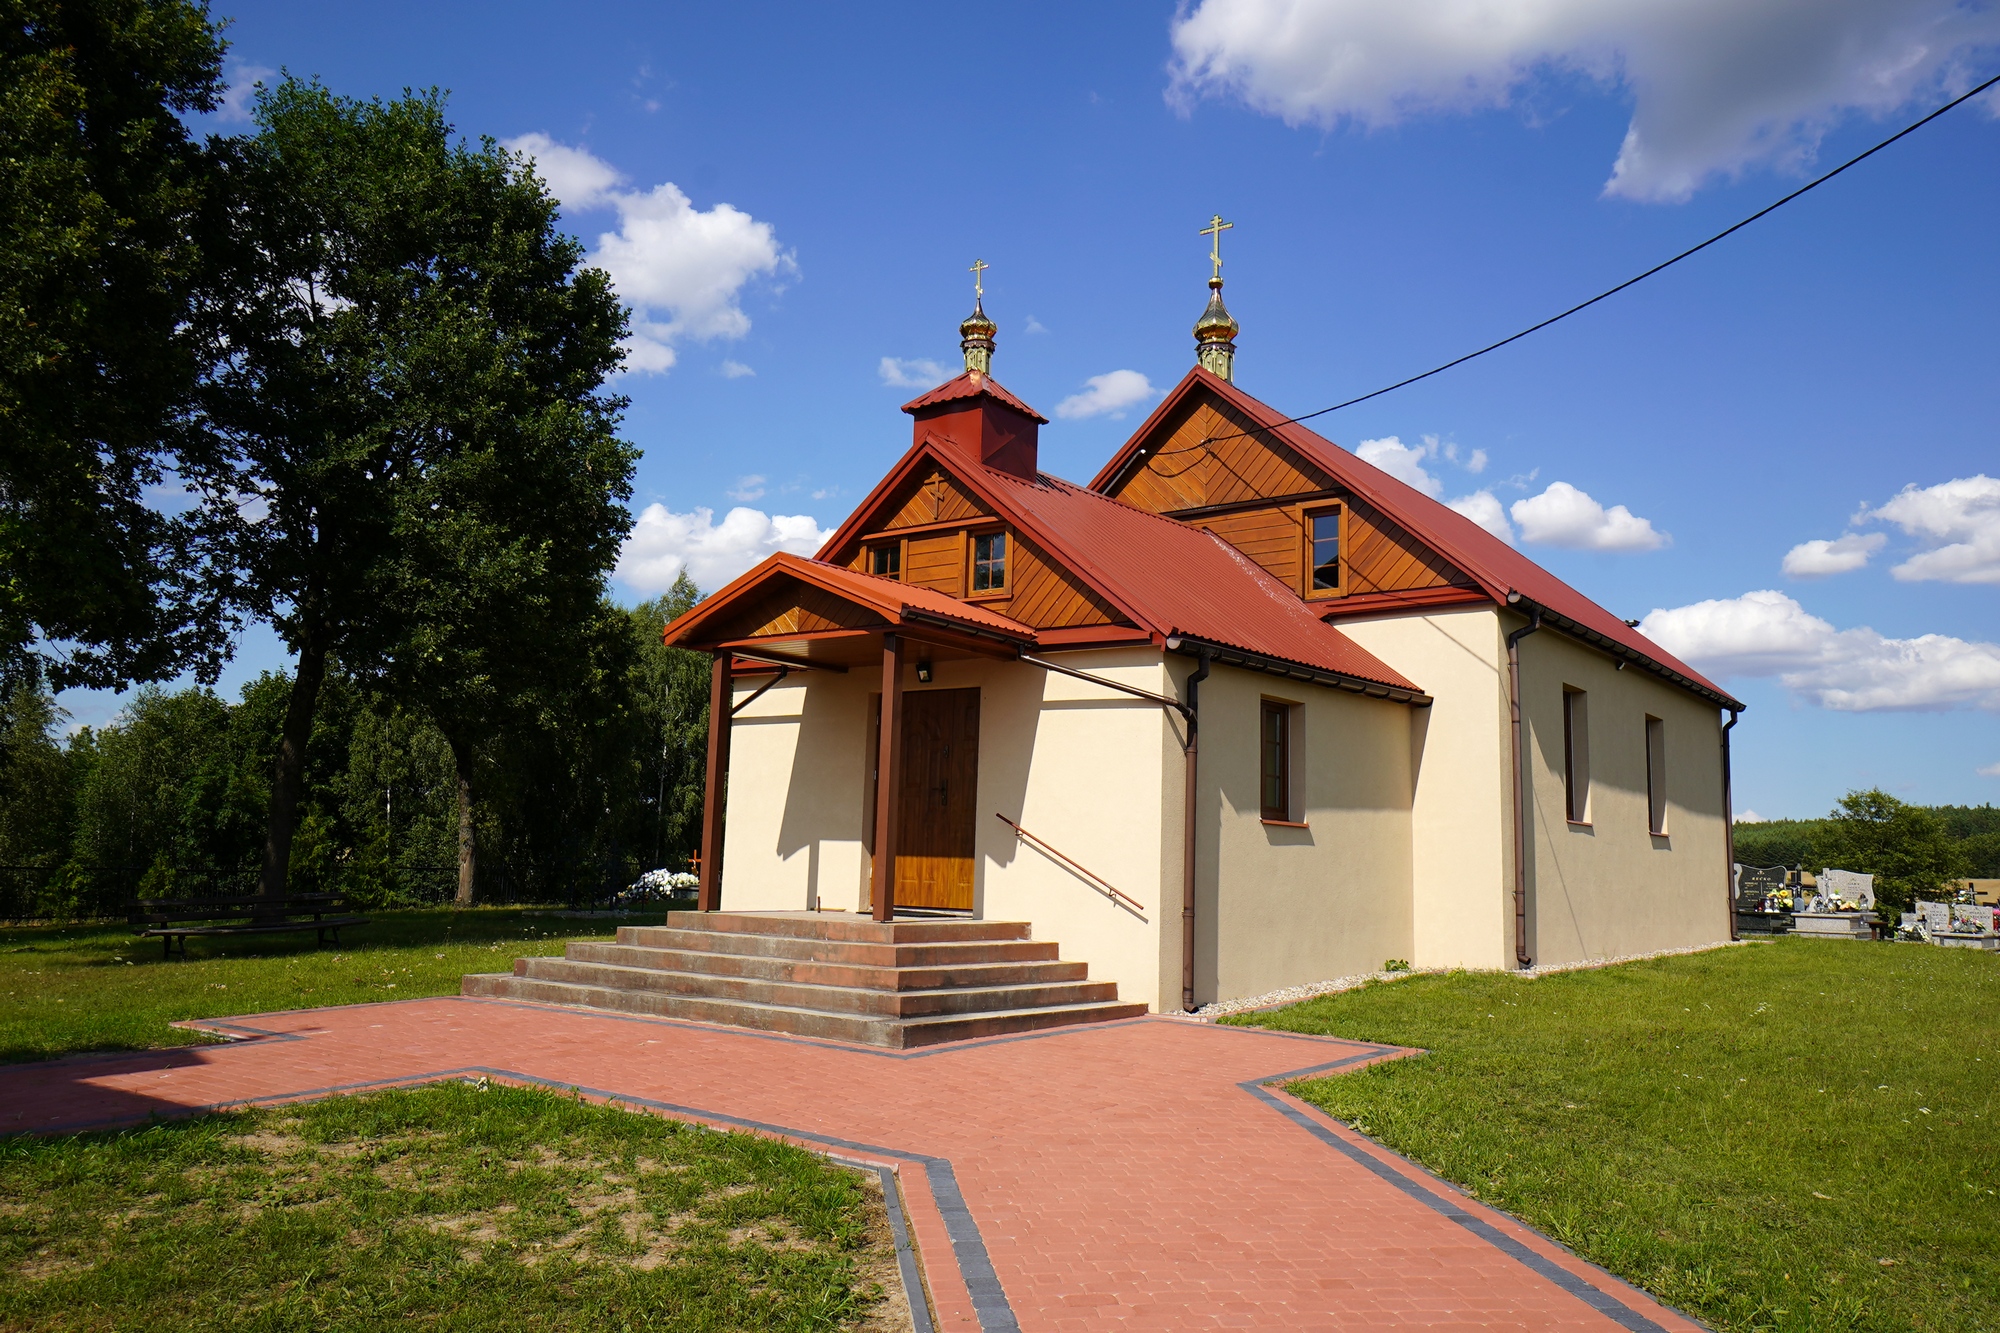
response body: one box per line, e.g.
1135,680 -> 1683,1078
126,893 -> 369,959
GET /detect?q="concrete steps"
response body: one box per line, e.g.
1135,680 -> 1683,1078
462,910 -> 1147,1049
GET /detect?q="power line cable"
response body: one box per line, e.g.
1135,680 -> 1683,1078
1198,70 -> 2000,447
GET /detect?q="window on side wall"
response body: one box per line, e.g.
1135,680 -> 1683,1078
1305,506 -> 1342,596
971,532 -> 1007,592
870,543 -> 901,579
1645,715 -> 1667,836
1260,700 -> 1290,821
1562,687 -> 1590,825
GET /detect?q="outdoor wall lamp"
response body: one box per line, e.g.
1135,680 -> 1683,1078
915,660 -> 933,683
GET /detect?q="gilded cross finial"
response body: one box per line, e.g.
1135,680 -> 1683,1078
970,257 -> 989,300
1200,215 -> 1233,280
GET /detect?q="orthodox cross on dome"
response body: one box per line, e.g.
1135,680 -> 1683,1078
1193,214 -> 1240,382
960,258 -> 997,376
1200,215 -> 1233,280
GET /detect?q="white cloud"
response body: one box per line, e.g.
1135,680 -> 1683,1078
1167,0 -> 2000,202
503,132 -> 626,209
214,61 -> 275,124
1024,315 -> 1050,334
1055,370 -> 1161,420
720,360 -> 756,379
1446,490 -> 1516,544
1978,762 -> 2000,778
1639,589 -> 2000,712
616,504 -> 830,595
1867,474 -> 2000,585
879,356 -> 952,388
1736,810 -> 1768,823
1782,531 -> 1886,578
1442,441 -> 1488,474
503,135 -> 795,376
1511,481 -> 1667,551
1356,436 -> 1442,497
726,475 -> 767,502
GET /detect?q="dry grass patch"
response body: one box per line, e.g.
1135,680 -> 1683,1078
0,1081 -> 905,1331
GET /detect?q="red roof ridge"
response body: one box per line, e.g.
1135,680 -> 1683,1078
900,370 -> 1048,423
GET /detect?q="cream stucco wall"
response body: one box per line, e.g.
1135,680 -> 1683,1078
1178,658 -> 1415,1007
1336,607 -> 1514,971
1517,624 -> 1732,965
717,650 -> 1181,1010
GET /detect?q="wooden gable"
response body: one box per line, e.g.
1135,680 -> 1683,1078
1104,383 -> 1479,607
1103,393 -> 1329,514
708,578 -> 886,643
825,453 -> 1131,634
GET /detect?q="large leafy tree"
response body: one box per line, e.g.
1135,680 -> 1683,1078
194,79 -> 632,898
1815,788 -> 1968,916
0,0 -> 238,690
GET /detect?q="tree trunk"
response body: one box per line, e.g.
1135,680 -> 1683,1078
256,632 -> 329,899
454,744 -> 477,907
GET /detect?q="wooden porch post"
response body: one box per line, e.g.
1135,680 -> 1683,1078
697,653 -> 732,912
870,633 -> 905,922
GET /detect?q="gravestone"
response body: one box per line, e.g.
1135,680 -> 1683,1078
1818,868 -> 1875,910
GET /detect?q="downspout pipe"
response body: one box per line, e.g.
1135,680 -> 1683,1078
1178,645 -> 1211,1012
1505,600 -> 1543,970
1722,708 -> 1742,942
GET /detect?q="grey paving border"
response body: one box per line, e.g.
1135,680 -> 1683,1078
827,1156 -> 936,1333
1245,1055 -> 1696,1333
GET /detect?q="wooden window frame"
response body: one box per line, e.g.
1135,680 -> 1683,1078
968,530 -> 1009,597
869,540 -> 903,581
1562,687 -> 1590,826
1259,699 -> 1292,823
1300,503 -> 1346,601
1645,714 -> 1668,837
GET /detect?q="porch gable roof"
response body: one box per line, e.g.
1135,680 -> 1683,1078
662,551 -> 1038,654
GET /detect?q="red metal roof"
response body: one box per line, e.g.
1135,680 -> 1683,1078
987,471 -> 1425,696
1092,369 -> 1742,709
663,551 -> 1037,649
900,371 -> 1049,423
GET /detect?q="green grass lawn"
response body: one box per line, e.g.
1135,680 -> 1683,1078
0,908 -> 643,1064
0,1080 -> 899,1331
1230,938 -> 2000,1333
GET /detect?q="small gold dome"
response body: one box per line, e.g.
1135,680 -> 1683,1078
960,297 -> 997,375
1194,277 -> 1238,380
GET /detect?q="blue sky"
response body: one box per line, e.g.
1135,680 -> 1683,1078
60,0 -> 2000,820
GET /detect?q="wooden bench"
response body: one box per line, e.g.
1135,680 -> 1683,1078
127,893 -> 369,959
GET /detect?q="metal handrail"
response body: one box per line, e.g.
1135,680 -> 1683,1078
994,814 -> 1146,913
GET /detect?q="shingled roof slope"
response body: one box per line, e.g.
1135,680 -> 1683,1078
900,371 -> 1048,422
1091,368 -> 1740,709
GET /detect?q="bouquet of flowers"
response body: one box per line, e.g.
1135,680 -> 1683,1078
615,869 -> 700,905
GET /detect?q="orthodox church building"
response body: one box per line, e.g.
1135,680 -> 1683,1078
659,242 -> 1744,1017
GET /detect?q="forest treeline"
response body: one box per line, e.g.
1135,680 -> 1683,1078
0,580 -> 709,917
3,2 -> 711,911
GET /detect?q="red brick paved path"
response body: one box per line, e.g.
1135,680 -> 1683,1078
1,1000 -> 1703,1332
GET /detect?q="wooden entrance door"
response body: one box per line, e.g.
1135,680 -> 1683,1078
894,687 -> 980,910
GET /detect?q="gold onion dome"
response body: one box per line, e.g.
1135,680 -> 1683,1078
1194,277 -> 1238,381
960,296 -> 997,376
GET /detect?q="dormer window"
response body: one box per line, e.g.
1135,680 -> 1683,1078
1307,507 -> 1342,594
971,532 -> 1008,592
870,543 -> 901,579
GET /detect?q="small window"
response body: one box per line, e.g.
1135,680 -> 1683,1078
870,544 -> 901,579
971,532 -> 1007,591
1645,715 -> 1667,835
1307,508 -> 1342,593
1260,700 -> 1290,821
1562,688 -> 1590,825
